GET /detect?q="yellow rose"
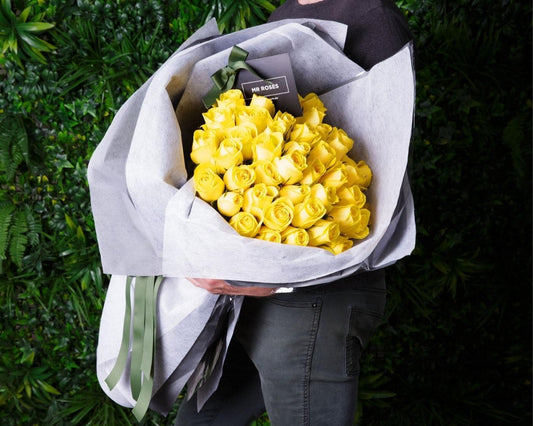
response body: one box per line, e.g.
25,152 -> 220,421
336,184 -> 366,208
249,206 -> 265,224
327,127 -> 354,161
359,209 -> 370,230
289,123 -> 321,145
342,208 -> 370,239
223,125 -> 256,161
216,89 -> 246,110
217,191 -> 243,217
269,110 -> 296,138
223,165 -> 256,191
257,226 -> 282,243
229,211 -> 261,238
263,197 -> 294,232
279,184 -> 311,204
320,163 -> 348,189
274,151 -> 307,185
296,107 -> 325,128
250,94 -> 275,116
315,123 -> 333,140
253,160 -> 284,186
235,105 -> 272,134
307,219 -> 340,246
202,106 -> 235,131
299,92 -> 327,115
213,138 -> 243,172
243,183 -> 274,213
310,183 -> 338,211
266,185 -> 280,198
347,160 -> 372,189
266,121 -> 290,138
345,225 -> 369,240
300,159 -> 326,185
193,163 -> 225,202
283,140 -> 311,156
281,226 -> 309,246
327,204 -> 361,232
307,140 -> 337,170
321,245 -> 336,255
252,131 -> 283,162
190,129 -> 219,165
323,235 -> 354,255
342,155 -> 356,167
292,197 -> 327,228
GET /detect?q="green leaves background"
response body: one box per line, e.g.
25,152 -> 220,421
0,0 -> 56,66
0,0 -> 530,424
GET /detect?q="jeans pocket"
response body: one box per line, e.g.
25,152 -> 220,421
265,292 -> 322,309
345,307 -> 383,377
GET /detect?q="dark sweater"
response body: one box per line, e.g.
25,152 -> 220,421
268,0 -> 412,70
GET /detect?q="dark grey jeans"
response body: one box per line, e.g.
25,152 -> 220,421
175,270 -> 386,426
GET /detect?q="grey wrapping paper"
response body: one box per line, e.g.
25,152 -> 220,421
88,19 -> 415,283
91,18 -> 416,415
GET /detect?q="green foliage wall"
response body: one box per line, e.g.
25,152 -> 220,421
0,0 -> 530,425
361,0 -> 531,424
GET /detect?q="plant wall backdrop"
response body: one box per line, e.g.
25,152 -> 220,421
0,0 -> 530,424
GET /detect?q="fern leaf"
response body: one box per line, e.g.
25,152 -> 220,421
0,114 -> 29,182
0,132 -> 13,180
24,207 -> 41,247
0,203 -> 15,260
10,140 -> 25,165
9,209 -> 28,267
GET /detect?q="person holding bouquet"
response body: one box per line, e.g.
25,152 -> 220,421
175,0 -> 413,424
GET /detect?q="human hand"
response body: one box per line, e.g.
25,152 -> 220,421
187,278 -> 277,297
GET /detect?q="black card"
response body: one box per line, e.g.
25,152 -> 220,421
235,53 -> 302,117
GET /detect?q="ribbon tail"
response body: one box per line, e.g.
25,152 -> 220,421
131,276 -> 163,421
202,85 -> 223,109
132,374 -> 154,422
103,275 -> 163,422
104,277 -> 133,390
130,276 -> 148,400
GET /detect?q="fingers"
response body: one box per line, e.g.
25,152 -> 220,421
186,277 -> 277,297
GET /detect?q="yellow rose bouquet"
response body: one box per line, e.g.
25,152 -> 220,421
191,89 -> 372,255
88,18 -> 416,423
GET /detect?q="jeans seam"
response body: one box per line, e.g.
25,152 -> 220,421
302,298 -> 322,425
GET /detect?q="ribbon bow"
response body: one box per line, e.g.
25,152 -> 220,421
202,46 -> 267,108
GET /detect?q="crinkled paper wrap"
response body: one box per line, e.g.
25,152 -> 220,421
89,18 -> 415,415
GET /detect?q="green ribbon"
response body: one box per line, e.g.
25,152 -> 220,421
104,275 -> 162,422
104,277 -> 133,391
202,45 -> 268,109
